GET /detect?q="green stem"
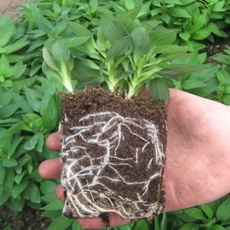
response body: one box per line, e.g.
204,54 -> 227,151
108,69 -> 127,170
60,62 -> 73,93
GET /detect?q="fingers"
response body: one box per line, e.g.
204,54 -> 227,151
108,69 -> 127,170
38,158 -> 61,179
78,213 -> 130,229
46,132 -> 62,151
54,184 -> 130,229
55,184 -> 65,201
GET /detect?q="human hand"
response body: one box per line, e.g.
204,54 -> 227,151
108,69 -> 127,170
39,89 -> 230,229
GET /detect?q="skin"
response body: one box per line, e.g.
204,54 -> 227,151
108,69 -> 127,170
38,89 -> 230,229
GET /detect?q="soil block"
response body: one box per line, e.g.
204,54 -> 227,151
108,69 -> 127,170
60,87 -> 167,222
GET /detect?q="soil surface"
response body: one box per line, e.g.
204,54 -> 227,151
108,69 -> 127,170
0,0 -> 25,17
60,88 -> 167,223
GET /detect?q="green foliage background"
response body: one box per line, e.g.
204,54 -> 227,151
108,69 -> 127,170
0,0 -> 230,229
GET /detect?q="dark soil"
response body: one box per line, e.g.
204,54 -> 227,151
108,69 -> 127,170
60,87 -> 167,222
0,205 -> 51,230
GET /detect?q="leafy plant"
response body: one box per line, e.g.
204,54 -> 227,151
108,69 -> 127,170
43,11 -> 204,100
167,194 -> 230,230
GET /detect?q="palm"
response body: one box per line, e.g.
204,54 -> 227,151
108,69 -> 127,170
164,89 -> 230,211
39,89 -> 230,229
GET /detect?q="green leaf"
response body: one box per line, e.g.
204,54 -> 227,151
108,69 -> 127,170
0,55 -> 9,74
0,104 -> 19,119
7,136 -> 24,158
24,134 -> 39,151
32,6 -> 53,33
182,79 -> 206,90
151,27 -> 177,45
192,29 -> 211,40
133,220 -> 149,230
0,165 -> 6,184
131,26 -> 151,57
11,179 -> 28,198
10,91 -> 33,113
14,171 -> 26,184
40,180 -> 57,194
223,95 -> 230,105
179,32 -> 191,41
41,90 -> 59,130
179,223 -> 199,230
24,88 -> 40,112
42,200 -> 64,211
58,36 -> 90,48
9,197 -> 25,212
200,204 -> 213,219
43,47 -> 58,71
0,192 -> 10,206
0,17 -> 14,47
74,59 -> 104,90
212,1 -> 226,12
30,184 -> 41,204
68,21 -> 93,37
52,42 -> 70,64
22,113 -> 43,131
184,207 -> 206,220
2,158 -> 17,167
107,36 -> 132,60
47,216 -> 74,230
170,7 -> 191,18
101,16 -> 128,44
35,133 -> 45,153
13,77 -> 37,89
0,91 -> 11,107
216,197 -> 230,221
117,7 -> 141,25
2,38 -> 29,54
4,168 -> 15,188
149,78 -> 170,101
210,225 -> 226,230
153,45 -> 188,55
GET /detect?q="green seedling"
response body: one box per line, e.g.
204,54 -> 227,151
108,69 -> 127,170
43,12 -> 204,101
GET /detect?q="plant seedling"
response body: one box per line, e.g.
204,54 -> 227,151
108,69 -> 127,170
43,10 -> 204,226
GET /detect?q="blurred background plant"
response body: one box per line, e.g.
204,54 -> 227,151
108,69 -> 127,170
0,0 -> 229,229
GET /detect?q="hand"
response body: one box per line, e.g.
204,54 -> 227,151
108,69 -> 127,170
39,89 -> 230,229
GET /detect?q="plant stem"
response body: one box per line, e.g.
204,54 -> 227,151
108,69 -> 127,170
60,62 -> 74,93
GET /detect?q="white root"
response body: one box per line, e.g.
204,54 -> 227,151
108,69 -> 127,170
60,111 -> 166,219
